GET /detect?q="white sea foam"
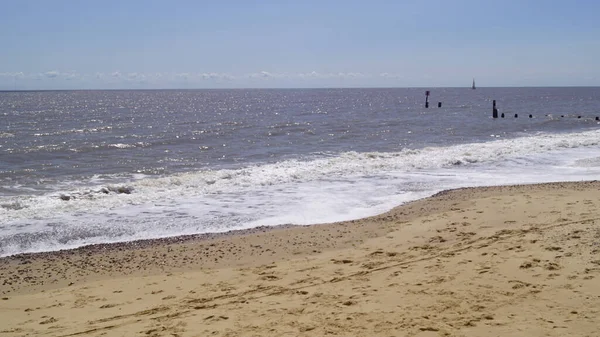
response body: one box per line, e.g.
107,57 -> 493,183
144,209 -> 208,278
2,129 -> 600,256
32,126 -> 113,137
108,143 -> 135,149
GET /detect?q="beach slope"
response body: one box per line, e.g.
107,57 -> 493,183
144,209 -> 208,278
1,181 -> 600,336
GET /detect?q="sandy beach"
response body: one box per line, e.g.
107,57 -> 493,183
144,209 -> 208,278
1,181 -> 600,336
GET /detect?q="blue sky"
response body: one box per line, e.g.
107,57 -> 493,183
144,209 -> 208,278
1,0 -> 599,89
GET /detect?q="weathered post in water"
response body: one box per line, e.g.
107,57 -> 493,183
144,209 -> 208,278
492,100 -> 498,118
425,91 -> 430,108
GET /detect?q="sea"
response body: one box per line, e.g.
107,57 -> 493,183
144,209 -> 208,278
1,87 -> 600,257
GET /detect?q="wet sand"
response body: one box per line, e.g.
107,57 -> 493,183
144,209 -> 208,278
1,181 -> 600,336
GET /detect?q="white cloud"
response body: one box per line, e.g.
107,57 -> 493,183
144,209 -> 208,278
0,72 -> 24,78
114,72 -> 148,83
256,71 -> 273,78
220,74 -> 235,81
0,70 -> 387,87
296,71 -> 369,80
299,71 -> 321,78
200,72 -> 235,81
44,70 -> 59,78
342,72 -> 364,78
61,70 -> 81,81
380,72 -> 402,79
248,71 -> 288,79
201,72 -> 218,79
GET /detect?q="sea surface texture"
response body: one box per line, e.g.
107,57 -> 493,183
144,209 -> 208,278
1,87 -> 600,256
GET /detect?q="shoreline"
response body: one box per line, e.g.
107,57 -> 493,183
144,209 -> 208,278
1,180 -> 597,294
2,180 -> 596,262
2,180 -> 600,336
1,223 -> 303,260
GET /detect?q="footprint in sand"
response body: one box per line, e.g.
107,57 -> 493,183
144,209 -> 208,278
428,236 -> 446,243
204,315 -> 229,321
259,274 -> 280,281
99,303 -> 119,309
39,317 -> 58,325
519,258 -> 541,269
331,259 -> 353,264
544,262 -> 561,271
509,280 -> 532,289
545,246 -> 563,252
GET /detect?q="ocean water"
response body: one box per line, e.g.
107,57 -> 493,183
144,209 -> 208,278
1,87 -> 600,256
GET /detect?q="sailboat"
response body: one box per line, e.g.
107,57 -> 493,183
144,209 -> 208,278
472,78 -> 476,90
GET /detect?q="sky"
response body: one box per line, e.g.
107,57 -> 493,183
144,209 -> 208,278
1,0 -> 599,90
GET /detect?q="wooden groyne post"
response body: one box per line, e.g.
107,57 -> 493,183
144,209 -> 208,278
492,100 -> 498,118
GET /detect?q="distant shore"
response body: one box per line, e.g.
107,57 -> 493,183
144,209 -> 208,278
2,181 -> 600,336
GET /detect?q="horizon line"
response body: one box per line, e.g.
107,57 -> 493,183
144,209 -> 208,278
2,85 -> 600,92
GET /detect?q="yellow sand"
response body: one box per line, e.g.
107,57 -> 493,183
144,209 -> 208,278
1,181 -> 600,336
